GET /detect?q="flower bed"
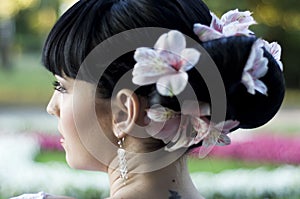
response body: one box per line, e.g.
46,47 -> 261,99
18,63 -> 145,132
1,133 -> 300,199
192,134 -> 300,164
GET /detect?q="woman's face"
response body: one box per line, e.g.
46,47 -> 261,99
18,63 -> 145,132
47,75 -> 116,171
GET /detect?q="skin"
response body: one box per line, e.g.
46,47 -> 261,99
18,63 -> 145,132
46,75 -> 204,199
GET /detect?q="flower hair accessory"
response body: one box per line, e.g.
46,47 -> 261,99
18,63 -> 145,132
193,9 -> 256,42
145,101 -> 240,155
132,30 -> 201,96
193,9 -> 283,95
241,39 -> 269,95
261,40 -> 283,71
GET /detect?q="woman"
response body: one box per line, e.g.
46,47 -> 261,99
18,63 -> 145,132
11,0 -> 284,198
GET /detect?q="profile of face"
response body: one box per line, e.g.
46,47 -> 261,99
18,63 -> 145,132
46,74 -> 144,172
46,75 -> 113,171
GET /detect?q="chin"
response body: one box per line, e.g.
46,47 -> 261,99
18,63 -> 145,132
65,153 -> 82,169
66,153 -> 107,171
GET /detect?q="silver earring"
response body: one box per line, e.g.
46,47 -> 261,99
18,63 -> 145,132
118,137 -> 128,184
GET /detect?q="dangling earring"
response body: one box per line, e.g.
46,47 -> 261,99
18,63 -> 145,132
118,137 -> 128,184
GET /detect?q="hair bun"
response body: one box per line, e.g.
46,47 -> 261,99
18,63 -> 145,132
201,36 -> 285,129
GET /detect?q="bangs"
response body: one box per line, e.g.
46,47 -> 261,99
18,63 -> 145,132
41,0 -> 208,79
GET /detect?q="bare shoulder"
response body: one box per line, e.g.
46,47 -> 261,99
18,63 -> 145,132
46,196 -> 76,199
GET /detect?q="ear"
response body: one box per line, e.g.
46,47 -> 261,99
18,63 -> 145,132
112,89 -> 140,139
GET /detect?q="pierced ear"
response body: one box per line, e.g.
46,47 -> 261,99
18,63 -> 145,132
112,89 -> 139,139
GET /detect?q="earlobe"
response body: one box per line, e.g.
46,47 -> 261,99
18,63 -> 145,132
112,89 -> 140,138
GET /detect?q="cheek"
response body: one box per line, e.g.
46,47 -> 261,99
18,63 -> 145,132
60,97 -> 77,139
60,95 -> 111,171
60,97 -> 87,166
96,103 -> 116,143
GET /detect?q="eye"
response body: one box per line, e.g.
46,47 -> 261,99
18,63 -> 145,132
53,81 -> 67,93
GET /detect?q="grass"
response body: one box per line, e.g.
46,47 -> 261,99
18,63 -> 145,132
34,150 -> 66,163
188,156 -> 279,173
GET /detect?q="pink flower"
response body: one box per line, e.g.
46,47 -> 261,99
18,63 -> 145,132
132,30 -> 201,96
194,9 -> 256,42
241,39 -> 269,95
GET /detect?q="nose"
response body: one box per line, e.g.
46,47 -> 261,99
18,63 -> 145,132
47,92 -> 60,117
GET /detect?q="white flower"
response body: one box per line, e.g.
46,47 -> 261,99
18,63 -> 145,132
145,100 -> 239,154
146,105 -> 179,122
262,40 -> 283,71
241,39 -> 269,95
145,101 -> 211,150
194,9 -> 256,42
197,120 -> 240,158
132,30 -> 201,96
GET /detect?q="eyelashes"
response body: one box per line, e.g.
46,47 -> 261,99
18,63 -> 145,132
53,81 -> 67,93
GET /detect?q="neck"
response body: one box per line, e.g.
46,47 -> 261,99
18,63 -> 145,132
107,155 -> 201,199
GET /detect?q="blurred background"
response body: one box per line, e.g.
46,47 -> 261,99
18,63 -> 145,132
0,0 -> 299,199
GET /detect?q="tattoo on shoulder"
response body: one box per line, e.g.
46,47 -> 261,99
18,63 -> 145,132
169,190 -> 182,199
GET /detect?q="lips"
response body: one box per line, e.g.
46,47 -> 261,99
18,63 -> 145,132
58,126 -> 65,144
60,138 -> 65,144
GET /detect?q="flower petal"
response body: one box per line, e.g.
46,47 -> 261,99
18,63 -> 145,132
132,62 -> 176,85
241,71 -> 255,95
193,23 -> 224,42
154,30 -> 186,55
165,116 -> 190,151
218,9 -> 256,37
254,79 -> 268,95
242,39 -> 269,95
251,42 -> 269,78
146,106 -> 178,122
202,129 -> 220,147
276,61 -> 284,72
191,117 -> 210,141
159,50 -> 182,71
157,72 -> 188,96
210,12 -> 223,32
216,134 -> 231,146
214,120 -> 240,134
223,22 -> 256,36
196,129 -> 219,158
180,48 -> 201,71
132,62 -> 175,76
221,9 -> 256,27
134,47 -> 158,63
269,42 -> 282,61
262,40 -> 283,71
146,117 -> 180,144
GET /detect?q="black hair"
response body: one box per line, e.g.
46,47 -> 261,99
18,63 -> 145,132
42,0 -> 211,77
42,0 -> 285,149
